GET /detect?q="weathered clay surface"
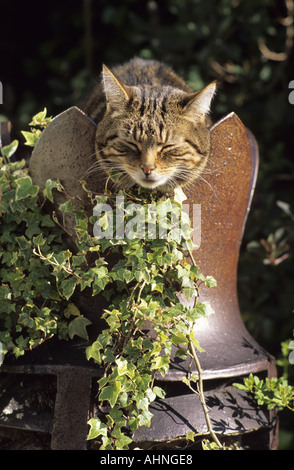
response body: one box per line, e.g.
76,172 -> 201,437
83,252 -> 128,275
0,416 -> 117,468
29,107 -> 100,234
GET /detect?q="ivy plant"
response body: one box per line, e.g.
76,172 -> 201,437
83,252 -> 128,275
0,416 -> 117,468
0,109 -> 221,450
37,178 -> 220,449
84,184 -> 219,449
0,110 -> 92,360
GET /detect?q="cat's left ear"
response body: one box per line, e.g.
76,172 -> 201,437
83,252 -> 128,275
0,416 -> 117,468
102,65 -> 131,109
180,81 -> 217,120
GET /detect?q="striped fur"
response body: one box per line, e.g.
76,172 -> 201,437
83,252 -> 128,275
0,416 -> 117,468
81,58 -> 216,192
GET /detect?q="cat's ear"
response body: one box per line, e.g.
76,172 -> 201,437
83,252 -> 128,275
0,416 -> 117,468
102,65 -> 131,109
180,81 -> 217,120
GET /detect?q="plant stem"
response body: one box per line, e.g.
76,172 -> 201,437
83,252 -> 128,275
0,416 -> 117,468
181,225 -> 222,447
188,336 -> 223,449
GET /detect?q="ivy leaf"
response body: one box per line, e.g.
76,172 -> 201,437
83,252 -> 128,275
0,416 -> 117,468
29,108 -> 52,127
115,435 -> 133,450
15,176 -> 39,200
116,357 -> 129,376
86,340 -> 103,363
153,386 -> 166,399
43,179 -> 63,203
99,381 -> 122,407
91,266 -> 109,295
108,169 -> 123,182
1,140 -> 19,159
171,331 -> 188,347
87,418 -> 108,440
138,409 -> 153,427
21,129 -> 42,147
205,276 -> 217,288
61,277 -> 77,300
64,302 -> 81,318
182,287 -> 196,300
135,267 -> 151,283
173,187 -> 187,205
186,431 -> 196,442
150,274 -> 164,293
128,416 -> 140,433
150,355 -> 170,376
68,316 -> 91,340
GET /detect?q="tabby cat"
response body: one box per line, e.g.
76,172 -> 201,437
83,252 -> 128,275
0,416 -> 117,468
81,58 -> 216,192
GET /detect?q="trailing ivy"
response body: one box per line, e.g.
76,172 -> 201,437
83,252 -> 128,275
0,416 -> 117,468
83,184 -> 220,449
0,110 -> 221,450
0,155 -> 88,359
0,110 -> 93,359
37,177 -> 220,449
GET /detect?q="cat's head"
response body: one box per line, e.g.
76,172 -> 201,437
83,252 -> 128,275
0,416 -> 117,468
95,65 -> 216,191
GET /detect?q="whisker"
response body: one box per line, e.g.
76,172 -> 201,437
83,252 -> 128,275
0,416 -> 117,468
82,160 -> 125,179
194,174 -> 217,196
201,163 -> 225,175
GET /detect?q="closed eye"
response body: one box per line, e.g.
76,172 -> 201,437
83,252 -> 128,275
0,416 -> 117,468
110,141 -> 140,156
160,144 -> 176,158
161,144 -> 190,159
125,141 -> 140,152
161,144 -> 175,151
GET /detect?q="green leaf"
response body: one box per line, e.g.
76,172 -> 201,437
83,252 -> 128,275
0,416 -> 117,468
171,331 -> 188,347
145,388 -> 156,402
150,355 -> 170,376
128,416 -> 139,432
61,277 -> 77,299
64,302 -> 80,318
138,409 -> 153,427
43,179 -> 63,202
173,187 -> 187,205
205,276 -> 217,287
15,176 -> 39,200
1,140 -> 19,159
108,169 -> 123,182
68,316 -> 91,340
99,381 -> 122,407
153,386 -> 166,399
115,435 -> 133,450
202,439 -> 221,450
59,199 -> 75,213
29,108 -> 52,127
87,418 -> 108,440
182,287 -> 196,300
86,340 -> 103,363
186,431 -> 196,442
116,357 -> 129,376
21,129 -> 42,147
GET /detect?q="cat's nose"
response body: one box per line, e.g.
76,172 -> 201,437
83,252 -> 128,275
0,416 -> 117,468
141,163 -> 156,175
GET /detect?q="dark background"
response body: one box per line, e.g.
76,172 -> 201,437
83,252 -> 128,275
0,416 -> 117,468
0,0 -> 294,449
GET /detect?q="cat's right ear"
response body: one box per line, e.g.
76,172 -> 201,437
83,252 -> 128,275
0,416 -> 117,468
102,65 -> 131,109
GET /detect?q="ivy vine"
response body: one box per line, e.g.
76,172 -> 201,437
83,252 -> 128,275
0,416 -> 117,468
0,109 -> 222,450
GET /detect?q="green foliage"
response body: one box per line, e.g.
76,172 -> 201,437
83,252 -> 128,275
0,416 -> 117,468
0,111 -> 91,361
234,373 -> 294,412
84,183 -> 216,449
1,110 -> 219,449
201,439 -> 221,451
21,108 -> 52,147
0,160 -> 69,359
234,336 -> 294,416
